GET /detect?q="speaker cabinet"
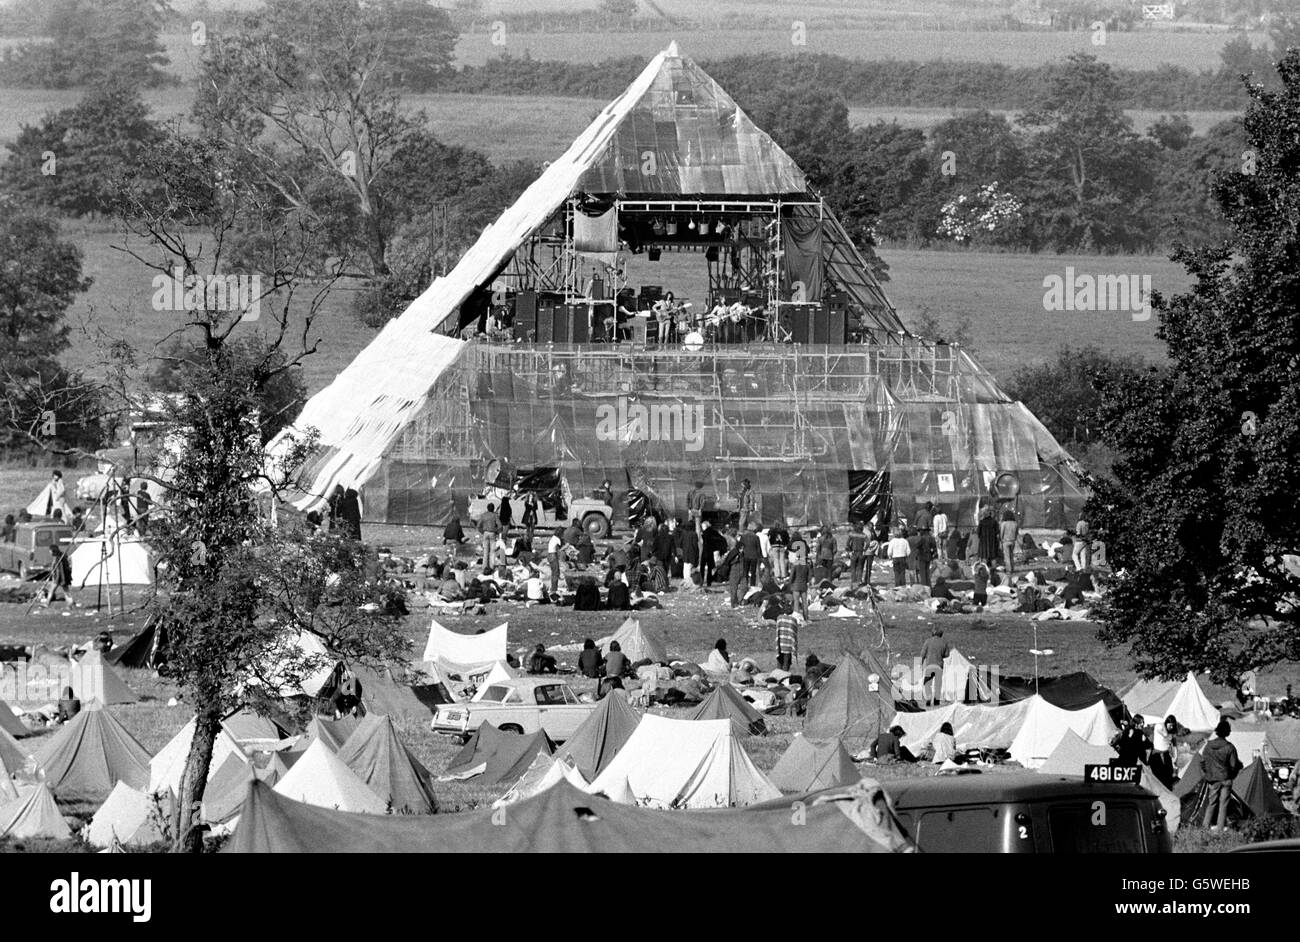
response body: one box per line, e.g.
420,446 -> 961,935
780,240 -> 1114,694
513,290 -> 537,340
826,308 -> 846,345
810,307 -> 829,344
553,303 -> 570,343
789,305 -> 812,344
536,301 -> 555,342
570,303 -> 593,343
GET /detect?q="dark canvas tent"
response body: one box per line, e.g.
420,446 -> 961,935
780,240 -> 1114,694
687,684 -> 766,736
553,693 -> 640,781
33,705 -> 150,802
768,735 -> 858,793
225,777 -> 915,853
0,725 -> 30,775
336,714 -> 438,814
104,617 -> 167,670
441,723 -> 554,787
221,707 -> 290,746
0,699 -> 29,738
803,651 -> 894,740
994,672 -> 1125,723
1232,758 -> 1288,818
317,663 -> 429,722
202,752 -> 281,825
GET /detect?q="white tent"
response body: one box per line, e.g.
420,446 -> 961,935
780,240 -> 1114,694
148,718 -> 247,795
1008,697 -> 1118,769
421,620 -> 508,679
25,479 -> 71,519
87,782 -> 172,848
470,661 -> 523,701
70,537 -> 153,588
891,698 -> 1034,753
69,650 -> 138,706
596,617 -> 669,664
586,715 -> 779,809
260,631 -> 338,698
893,647 -> 992,703
0,782 -> 70,841
492,753 -> 588,808
272,739 -> 387,813
1035,730 -> 1180,833
1120,671 -> 1220,732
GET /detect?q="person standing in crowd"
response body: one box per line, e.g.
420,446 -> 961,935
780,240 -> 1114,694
498,488 -> 514,535
775,610 -> 799,670
1150,714 -> 1183,788
521,490 -> 539,543
739,522 -> 762,587
41,543 -> 75,609
1072,516 -> 1091,571
790,543 -> 810,620
119,476 -> 135,531
977,505 -> 999,570
920,627 -> 951,707
915,527 -> 936,588
999,508 -> 1019,575
768,520 -> 789,582
737,478 -> 758,532
1201,720 -> 1244,831
563,518 -> 582,547
595,478 -> 613,506
971,560 -> 990,608
847,521 -> 869,589
888,528 -> 911,587
687,479 -> 707,535
723,529 -> 745,607
546,526 -> 564,595
932,505 -> 949,563
654,519 -> 675,584
70,506 -> 86,535
1111,715 -> 1151,765
815,525 -> 836,580
914,501 -> 934,538
444,513 -> 465,546
134,482 -> 152,537
478,502 -> 501,569
700,520 -> 726,588
679,517 -> 699,588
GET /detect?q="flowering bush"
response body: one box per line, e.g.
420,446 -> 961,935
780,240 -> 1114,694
937,181 -> 1024,245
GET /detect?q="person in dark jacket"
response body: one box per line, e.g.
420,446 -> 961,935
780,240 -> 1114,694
603,640 -> 630,678
977,506 -> 999,569
738,522 -> 763,587
654,521 -> 674,576
521,491 -> 538,542
607,577 -> 631,611
577,638 -> 602,678
527,643 -> 557,674
41,544 -> 75,609
575,530 -> 595,566
700,521 -> 727,587
1111,714 -> 1151,766
680,518 -> 700,586
722,533 -> 745,606
914,529 -> 936,588
869,725 -> 916,763
1201,720 -> 1244,830
444,515 -> 465,545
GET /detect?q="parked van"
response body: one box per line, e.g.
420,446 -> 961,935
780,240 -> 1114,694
883,772 -> 1172,853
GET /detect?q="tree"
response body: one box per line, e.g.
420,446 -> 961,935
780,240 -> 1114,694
599,0 -> 639,22
0,0 -> 170,89
917,110 -> 1028,247
1089,50 -> 1300,683
1005,346 -> 1148,450
1017,54 -> 1157,252
195,0 -> 459,279
2,84 -> 163,217
107,130 -> 412,852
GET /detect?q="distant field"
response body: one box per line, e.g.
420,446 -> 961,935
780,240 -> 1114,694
452,27 -> 1250,71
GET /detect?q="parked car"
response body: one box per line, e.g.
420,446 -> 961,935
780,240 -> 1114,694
882,772 -> 1173,853
468,466 -> 614,538
0,522 -> 74,581
430,677 -> 596,743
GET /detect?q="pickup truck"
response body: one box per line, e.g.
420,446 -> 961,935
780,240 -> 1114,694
430,677 -> 596,743
0,522 -> 74,581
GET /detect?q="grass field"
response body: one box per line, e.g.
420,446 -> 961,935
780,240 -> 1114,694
450,27 -> 1249,71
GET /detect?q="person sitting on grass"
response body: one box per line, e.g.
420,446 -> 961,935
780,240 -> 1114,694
931,722 -> 960,764
528,643 -> 558,674
578,638 -> 602,678
869,725 -> 916,763
603,641 -> 630,680
606,573 -> 631,610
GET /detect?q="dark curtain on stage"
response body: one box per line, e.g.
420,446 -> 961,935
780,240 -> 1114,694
848,469 -> 892,528
782,213 -> 824,302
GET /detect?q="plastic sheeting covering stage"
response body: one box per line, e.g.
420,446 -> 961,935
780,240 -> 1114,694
292,340 -> 1086,530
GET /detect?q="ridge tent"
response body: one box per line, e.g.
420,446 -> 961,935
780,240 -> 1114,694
0,783 -> 71,841
149,718 -> 247,795
597,617 -> 669,665
552,692 -> 640,781
890,699 -> 1035,753
301,715 -> 360,753
0,724 -> 30,775
994,672 -> 1125,723
1232,758 -> 1288,818
336,714 -> 438,814
439,722 -> 555,788
86,782 -> 172,848
493,752 -> 588,808
587,715 -> 780,809
768,735 -> 858,793
893,647 -> 991,704
1256,717 -> 1300,760
33,705 -> 151,803
803,651 -> 894,740
421,620 -> 508,680
468,661 -> 521,700
70,537 -> 153,589
202,752 -> 281,825
103,617 -> 167,670
1007,697 -> 1118,769
272,739 -> 387,814
1118,672 -> 1221,732
686,683 -> 766,737
69,650 -> 138,706
0,699 -> 31,738
225,775 -> 914,853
